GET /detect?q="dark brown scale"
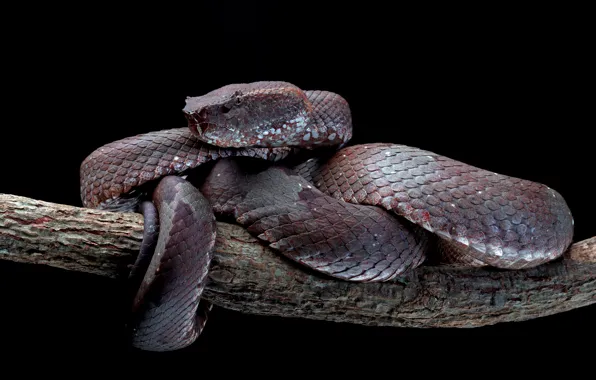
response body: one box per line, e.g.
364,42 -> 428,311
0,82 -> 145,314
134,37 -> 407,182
79,128 -> 293,210
436,239 -> 487,267
201,159 -> 427,282
301,143 -> 574,269
129,176 -> 215,351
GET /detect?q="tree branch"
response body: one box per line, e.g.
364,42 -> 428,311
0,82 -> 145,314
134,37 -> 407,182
1,193 -> 594,328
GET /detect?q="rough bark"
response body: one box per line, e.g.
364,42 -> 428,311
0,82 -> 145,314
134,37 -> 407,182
0,193 -> 594,328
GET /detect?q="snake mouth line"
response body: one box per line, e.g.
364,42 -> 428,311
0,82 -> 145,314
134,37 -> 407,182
193,121 -> 217,139
185,108 -> 211,137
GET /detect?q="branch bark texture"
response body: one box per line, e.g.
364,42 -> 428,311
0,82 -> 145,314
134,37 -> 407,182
1,193 -> 594,328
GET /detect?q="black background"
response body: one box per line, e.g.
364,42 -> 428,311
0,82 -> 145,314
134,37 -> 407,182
0,2 -> 593,356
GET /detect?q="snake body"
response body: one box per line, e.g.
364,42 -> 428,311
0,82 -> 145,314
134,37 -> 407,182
80,81 -> 574,351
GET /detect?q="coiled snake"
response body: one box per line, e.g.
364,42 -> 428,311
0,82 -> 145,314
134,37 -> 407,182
80,81 -> 574,351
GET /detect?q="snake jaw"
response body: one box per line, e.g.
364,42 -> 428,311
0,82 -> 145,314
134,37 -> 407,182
188,108 -> 214,139
190,120 -> 203,137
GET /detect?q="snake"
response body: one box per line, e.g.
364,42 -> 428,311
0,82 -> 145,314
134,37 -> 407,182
79,81 -> 574,351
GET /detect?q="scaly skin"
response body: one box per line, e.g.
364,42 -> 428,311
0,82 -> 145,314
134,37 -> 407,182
79,83 -> 354,352
200,159 -> 428,282
183,81 -> 352,148
80,81 -> 574,351
79,128 -> 294,211
296,143 -> 574,269
129,176 -> 215,351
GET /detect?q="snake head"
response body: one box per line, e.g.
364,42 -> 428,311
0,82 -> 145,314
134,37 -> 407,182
183,88 -> 243,141
183,81 -> 312,148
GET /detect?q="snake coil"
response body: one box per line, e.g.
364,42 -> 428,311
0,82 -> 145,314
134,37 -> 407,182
80,81 -> 574,351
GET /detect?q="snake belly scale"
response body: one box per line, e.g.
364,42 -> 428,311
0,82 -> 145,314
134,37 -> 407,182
79,81 -> 574,351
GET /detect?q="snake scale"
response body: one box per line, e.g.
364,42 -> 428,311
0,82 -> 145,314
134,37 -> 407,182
79,81 -> 574,351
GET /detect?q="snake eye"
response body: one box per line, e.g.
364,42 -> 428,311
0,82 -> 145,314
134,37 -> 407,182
220,104 -> 231,114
